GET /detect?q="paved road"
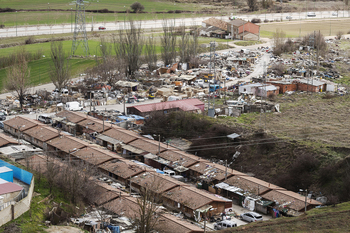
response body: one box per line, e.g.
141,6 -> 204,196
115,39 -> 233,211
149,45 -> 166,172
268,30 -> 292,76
0,10 -> 348,38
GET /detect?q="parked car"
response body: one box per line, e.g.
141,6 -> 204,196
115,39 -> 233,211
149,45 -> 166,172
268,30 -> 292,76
307,12 -> 316,17
332,12 -> 338,16
0,122 -> 4,129
286,16 -> 292,20
214,220 -> 237,230
98,26 -> 106,30
240,212 -> 263,222
0,112 -> 6,121
38,114 -> 52,124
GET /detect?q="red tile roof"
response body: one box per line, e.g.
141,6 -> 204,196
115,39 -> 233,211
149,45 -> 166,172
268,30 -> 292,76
164,185 -> 226,210
72,146 -> 122,165
46,135 -> 90,154
0,133 -> 18,147
131,171 -> 182,194
23,126 -> 60,142
4,116 -> 42,131
155,214 -> 204,233
128,138 -> 168,155
225,175 -> 284,195
56,110 -> 87,123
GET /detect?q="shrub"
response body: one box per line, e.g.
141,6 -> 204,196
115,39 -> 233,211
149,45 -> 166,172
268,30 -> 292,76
175,10 -> 182,13
168,10 -> 174,13
264,19 -> 269,23
25,36 -> 35,45
130,2 -> 145,13
99,8 -> 109,13
336,31 -> 344,40
251,18 -> 261,23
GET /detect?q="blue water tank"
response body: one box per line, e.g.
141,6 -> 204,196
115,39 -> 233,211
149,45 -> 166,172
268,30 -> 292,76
0,166 -> 13,182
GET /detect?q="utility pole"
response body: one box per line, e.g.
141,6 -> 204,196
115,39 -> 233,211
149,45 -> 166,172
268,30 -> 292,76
102,114 -> 104,133
89,92 -> 92,112
305,189 -> 307,212
71,0 -> 90,56
158,134 -> 161,160
71,8 -> 73,33
16,11 -> 17,37
225,159 -> 228,181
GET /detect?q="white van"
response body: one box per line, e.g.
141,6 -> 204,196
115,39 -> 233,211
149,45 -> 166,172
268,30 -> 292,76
65,102 -> 83,111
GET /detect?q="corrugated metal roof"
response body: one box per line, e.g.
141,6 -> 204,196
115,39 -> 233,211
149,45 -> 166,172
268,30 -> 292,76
0,166 -> 12,173
0,178 -> 8,184
0,182 -> 23,195
128,99 -> 204,113
96,134 -> 122,145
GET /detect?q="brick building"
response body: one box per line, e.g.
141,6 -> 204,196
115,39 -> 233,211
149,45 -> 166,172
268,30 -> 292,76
227,19 -> 260,41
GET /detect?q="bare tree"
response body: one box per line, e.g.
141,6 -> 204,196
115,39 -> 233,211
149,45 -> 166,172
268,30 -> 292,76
144,35 -> 158,71
132,177 -> 162,233
178,23 -> 191,63
189,28 -> 199,63
272,29 -> 286,56
4,47 -> 31,110
114,18 -> 144,78
99,37 -> 112,63
336,31 -> 344,40
45,156 -> 61,194
56,161 -> 97,205
161,19 -> 177,66
247,0 -> 258,11
49,41 -> 70,90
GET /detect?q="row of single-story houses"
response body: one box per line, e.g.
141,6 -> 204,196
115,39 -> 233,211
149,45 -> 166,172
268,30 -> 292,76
18,154 -> 204,233
3,114 -> 322,218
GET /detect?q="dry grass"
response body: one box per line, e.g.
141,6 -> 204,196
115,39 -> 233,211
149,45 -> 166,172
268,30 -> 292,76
248,93 -> 350,150
222,201 -> 350,232
260,18 -> 350,38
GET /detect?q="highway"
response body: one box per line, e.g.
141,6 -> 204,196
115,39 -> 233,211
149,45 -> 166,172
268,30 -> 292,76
0,10 -> 349,38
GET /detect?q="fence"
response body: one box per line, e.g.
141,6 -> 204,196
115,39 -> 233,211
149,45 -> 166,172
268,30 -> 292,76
0,178 -> 34,227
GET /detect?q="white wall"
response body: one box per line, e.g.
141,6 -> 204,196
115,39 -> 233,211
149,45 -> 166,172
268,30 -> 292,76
0,179 -> 34,227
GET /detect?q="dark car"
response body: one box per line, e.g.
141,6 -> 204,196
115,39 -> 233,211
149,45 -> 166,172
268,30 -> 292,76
0,112 -> 6,121
0,122 -> 3,129
98,26 -> 106,30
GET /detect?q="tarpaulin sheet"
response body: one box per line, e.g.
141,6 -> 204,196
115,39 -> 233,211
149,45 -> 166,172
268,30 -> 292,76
0,160 -> 33,185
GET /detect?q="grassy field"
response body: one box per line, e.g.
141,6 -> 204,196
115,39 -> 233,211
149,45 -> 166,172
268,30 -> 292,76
0,0 -> 199,11
0,57 -> 96,91
260,18 -> 350,38
223,202 -> 350,232
0,11 -> 206,27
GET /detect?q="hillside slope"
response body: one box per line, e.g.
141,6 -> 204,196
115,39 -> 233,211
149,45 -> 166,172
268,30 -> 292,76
219,202 -> 350,233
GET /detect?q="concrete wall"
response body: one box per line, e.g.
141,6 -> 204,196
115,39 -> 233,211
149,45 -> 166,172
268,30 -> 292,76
243,33 -> 259,41
0,179 -> 34,227
1,190 -> 21,203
